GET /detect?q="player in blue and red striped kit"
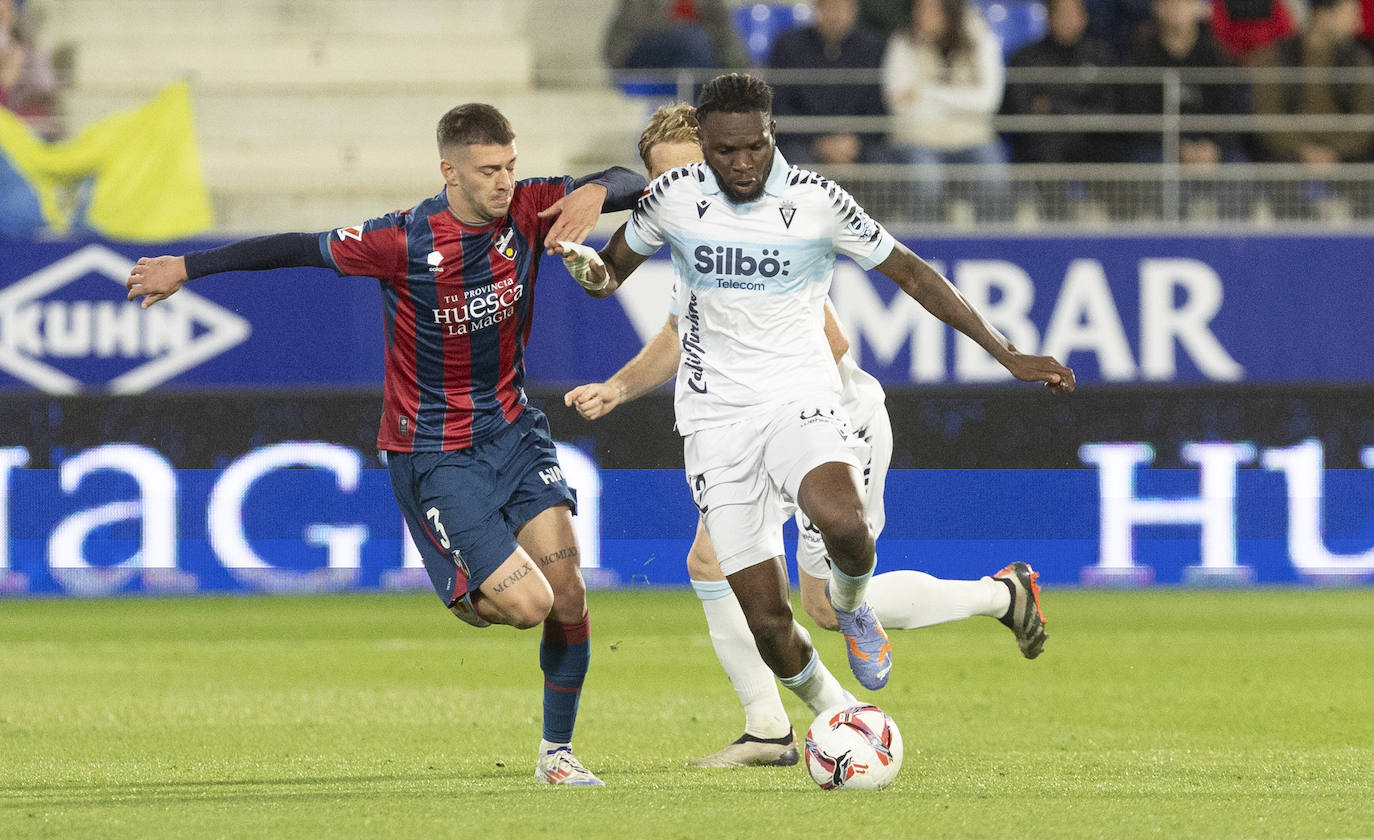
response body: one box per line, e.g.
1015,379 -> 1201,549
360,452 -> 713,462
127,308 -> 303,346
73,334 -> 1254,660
125,103 -> 646,787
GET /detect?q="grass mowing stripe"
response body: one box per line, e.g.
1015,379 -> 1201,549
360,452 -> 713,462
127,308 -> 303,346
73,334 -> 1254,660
1,589 -> 1371,839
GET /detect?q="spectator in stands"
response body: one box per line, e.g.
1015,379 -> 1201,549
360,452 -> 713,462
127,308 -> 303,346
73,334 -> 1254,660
1211,0 -> 1297,62
1005,0 -> 1119,165
882,0 -> 1012,221
1125,0 -> 1249,166
0,0 -> 58,139
604,0 -> 748,71
1249,0 -> 1374,217
1362,0 -> 1374,52
1250,0 -> 1374,165
769,0 -> 889,166
1003,0 -> 1120,219
1123,0 -> 1253,218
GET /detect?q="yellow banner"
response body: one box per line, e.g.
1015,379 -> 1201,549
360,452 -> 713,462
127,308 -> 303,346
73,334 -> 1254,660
0,82 -> 212,241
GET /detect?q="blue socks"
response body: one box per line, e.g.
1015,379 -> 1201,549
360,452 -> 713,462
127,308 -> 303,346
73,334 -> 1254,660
539,613 -> 590,744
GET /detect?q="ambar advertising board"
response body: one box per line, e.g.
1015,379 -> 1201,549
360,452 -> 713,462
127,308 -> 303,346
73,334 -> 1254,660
1,234 -> 1371,392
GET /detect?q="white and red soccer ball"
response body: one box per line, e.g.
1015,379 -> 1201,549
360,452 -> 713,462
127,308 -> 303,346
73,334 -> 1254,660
804,703 -> 904,790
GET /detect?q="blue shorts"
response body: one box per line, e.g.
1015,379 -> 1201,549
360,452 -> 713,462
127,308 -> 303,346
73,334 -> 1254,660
387,406 -> 577,606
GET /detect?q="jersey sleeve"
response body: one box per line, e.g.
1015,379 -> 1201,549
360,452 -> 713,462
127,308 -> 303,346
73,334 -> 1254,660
828,183 -> 895,269
510,176 -> 576,246
319,212 -> 409,280
624,174 -> 669,256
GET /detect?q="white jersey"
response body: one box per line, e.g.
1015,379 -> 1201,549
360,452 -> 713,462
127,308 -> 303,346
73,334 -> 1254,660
669,274 -> 887,429
628,149 -> 895,434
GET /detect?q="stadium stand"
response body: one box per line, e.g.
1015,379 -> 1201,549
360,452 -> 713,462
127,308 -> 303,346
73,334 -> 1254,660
33,0 -> 648,234
18,0 -> 1374,233
733,1 -> 816,65
975,0 -> 1051,60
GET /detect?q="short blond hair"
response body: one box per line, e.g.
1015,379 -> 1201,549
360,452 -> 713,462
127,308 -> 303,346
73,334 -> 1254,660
637,103 -> 700,170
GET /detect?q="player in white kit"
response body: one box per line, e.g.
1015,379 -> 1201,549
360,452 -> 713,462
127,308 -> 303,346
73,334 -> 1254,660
557,75 -> 1074,723
564,104 -> 1055,767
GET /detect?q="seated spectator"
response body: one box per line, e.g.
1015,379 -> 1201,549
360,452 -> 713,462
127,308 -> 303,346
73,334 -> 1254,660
0,0 -> 58,139
1005,0 -> 1119,165
1126,0 -> 1249,164
603,0 -> 748,71
882,0 -> 1012,222
1249,0 -> 1374,217
1003,0 -> 1120,219
1211,0 -> 1297,62
1124,0 -> 1252,218
769,0 -> 889,166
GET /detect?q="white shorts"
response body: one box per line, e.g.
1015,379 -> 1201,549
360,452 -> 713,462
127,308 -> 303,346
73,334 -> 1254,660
684,398 -> 864,576
794,404 -> 892,579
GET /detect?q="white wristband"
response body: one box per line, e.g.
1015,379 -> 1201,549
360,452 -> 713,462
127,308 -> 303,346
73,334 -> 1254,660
559,240 -> 607,291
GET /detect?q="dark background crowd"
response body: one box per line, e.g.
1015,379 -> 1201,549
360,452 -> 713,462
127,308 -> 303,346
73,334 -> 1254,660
603,0 -> 1374,222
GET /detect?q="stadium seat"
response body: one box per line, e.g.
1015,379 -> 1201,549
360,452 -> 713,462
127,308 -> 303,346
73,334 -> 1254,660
974,0 -> 1048,62
732,2 -> 815,67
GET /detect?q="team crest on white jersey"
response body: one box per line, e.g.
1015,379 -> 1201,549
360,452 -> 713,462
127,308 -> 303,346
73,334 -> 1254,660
779,200 -> 797,229
493,227 -> 517,260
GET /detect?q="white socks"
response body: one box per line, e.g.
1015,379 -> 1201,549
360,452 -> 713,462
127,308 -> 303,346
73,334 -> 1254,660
827,562 -> 873,613
691,579 -> 792,740
778,650 -> 851,715
864,571 -> 1011,630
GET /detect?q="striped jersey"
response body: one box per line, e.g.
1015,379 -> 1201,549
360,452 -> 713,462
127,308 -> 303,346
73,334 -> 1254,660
627,149 -> 895,434
319,178 -> 573,451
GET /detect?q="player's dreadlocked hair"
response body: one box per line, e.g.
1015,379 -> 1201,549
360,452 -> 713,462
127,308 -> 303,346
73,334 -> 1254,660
637,103 -> 699,170
436,103 -> 515,153
695,73 -> 773,122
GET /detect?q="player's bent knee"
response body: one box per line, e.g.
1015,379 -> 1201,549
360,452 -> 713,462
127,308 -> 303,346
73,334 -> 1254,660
686,548 -> 725,582
685,522 -> 725,582
815,512 -> 874,566
548,574 -> 588,622
501,593 -> 554,630
744,602 -> 796,644
479,548 -> 557,628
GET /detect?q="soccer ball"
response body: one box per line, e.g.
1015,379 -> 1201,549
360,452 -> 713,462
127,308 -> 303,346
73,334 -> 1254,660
804,703 -> 904,790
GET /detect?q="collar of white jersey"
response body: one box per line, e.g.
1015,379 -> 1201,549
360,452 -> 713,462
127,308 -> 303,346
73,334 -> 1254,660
700,148 -> 790,213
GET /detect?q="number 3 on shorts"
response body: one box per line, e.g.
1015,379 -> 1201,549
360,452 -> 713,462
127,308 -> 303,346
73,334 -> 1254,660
426,506 -> 451,549
689,473 -> 709,515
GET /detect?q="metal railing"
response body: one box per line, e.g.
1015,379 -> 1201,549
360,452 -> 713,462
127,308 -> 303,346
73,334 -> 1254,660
599,65 -> 1374,230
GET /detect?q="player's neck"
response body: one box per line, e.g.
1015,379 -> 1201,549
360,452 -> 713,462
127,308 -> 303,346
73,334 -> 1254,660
444,187 -> 499,227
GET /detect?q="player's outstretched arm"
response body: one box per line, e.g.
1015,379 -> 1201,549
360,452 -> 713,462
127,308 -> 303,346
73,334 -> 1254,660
125,256 -> 189,309
876,242 -> 1075,393
540,166 -> 648,252
564,315 -> 681,419
126,233 -> 329,309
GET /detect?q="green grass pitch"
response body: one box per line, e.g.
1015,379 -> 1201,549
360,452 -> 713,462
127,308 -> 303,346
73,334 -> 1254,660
2,588 -> 1372,839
